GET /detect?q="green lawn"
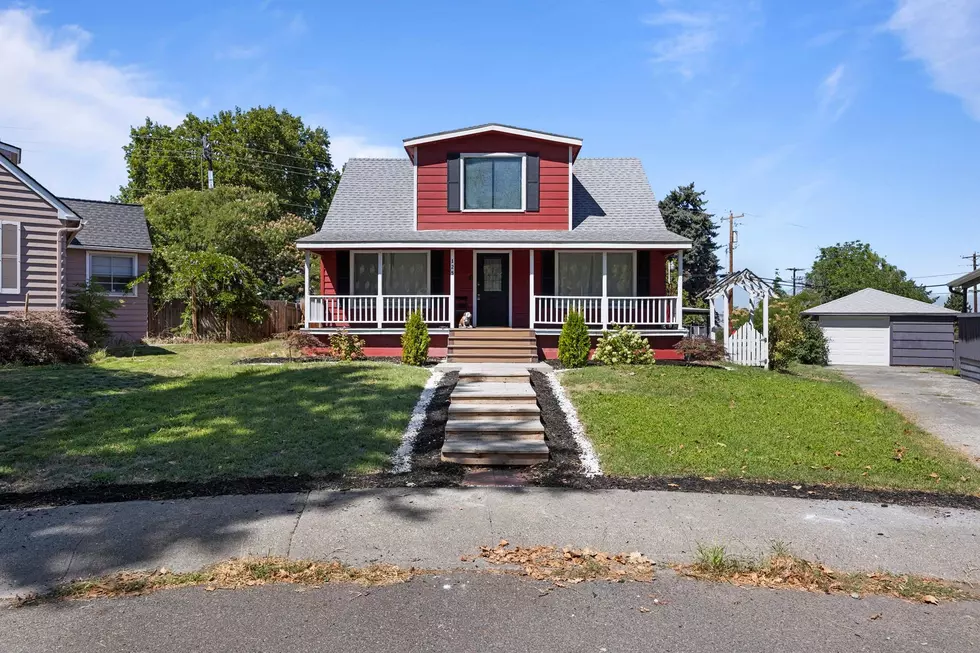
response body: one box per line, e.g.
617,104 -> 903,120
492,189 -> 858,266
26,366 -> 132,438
561,364 -> 980,494
0,342 -> 429,492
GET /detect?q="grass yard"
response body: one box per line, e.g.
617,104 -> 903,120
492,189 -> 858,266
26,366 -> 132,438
561,364 -> 980,494
0,342 -> 429,493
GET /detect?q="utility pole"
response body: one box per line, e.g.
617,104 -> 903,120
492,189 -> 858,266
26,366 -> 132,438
963,252 -> 978,312
724,212 -> 744,314
786,267 -> 805,296
202,134 -> 214,189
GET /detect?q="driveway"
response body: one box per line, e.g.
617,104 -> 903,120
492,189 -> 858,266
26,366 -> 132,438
836,366 -> 980,464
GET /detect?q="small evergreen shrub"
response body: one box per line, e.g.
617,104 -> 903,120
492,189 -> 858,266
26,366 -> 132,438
557,310 -> 591,368
401,310 -> 430,366
674,336 -> 726,362
594,326 -> 655,365
67,281 -> 118,347
0,312 -> 89,365
329,328 -> 365,361
795,319 -> 829,366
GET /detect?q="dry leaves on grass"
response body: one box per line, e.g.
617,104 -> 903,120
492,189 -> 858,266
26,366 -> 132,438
473,540 -> 655,583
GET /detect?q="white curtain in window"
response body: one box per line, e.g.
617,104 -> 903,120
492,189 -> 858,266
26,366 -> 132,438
557,252 -> 633,296
383,252 -> 428,295
352,253 -> 378,295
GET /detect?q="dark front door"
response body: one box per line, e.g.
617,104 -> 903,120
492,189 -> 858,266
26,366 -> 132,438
476,253 -> 510,326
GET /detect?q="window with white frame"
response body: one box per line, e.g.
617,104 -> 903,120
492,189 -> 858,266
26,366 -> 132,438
89,253 -> 137,296
351,252 -> 429,295
556,252 -> 634,297
0,222 -> 20,294
462,155 -> 524,211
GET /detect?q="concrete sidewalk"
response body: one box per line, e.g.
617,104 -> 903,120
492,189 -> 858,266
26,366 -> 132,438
2,487 -> 978,598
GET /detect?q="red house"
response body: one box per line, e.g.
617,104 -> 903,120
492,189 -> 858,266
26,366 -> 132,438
297,124 -> 691,361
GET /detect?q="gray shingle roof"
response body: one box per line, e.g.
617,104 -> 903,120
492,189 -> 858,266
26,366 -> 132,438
61,198 -> 152,252
802,288 -> 957,316
298,157 -> 689,245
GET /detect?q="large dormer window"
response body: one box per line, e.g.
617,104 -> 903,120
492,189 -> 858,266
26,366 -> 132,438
462,154 -> 525,211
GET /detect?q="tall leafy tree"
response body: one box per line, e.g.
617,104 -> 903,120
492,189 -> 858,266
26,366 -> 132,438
658,183 -> 720,296
806,241 -> 932,303
118,106 -> 339,228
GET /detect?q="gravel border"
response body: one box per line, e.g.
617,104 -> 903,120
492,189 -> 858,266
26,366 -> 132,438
391,370 -> 446,473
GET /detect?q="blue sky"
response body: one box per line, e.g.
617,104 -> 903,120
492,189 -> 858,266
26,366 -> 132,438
1,0 -> 978,300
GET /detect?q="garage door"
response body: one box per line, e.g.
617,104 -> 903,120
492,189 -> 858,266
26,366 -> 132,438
820,316 -> 890,366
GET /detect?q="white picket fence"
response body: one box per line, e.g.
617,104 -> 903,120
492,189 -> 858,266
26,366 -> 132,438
728,322 -> 768,367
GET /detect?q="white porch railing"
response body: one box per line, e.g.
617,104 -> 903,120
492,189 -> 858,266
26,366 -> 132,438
307,295 -> 451,328
532,296 -> 680,329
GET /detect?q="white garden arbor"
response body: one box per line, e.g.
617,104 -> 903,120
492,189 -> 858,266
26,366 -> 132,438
702,269 -> 775,368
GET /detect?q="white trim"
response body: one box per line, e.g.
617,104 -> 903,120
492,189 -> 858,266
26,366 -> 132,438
449,249 -> 455,329
412,146 -> 418,231
567,145 -> 573,231
0,155 -> 79,220
304,251 -> 311,330
473,249 -> 513,327
459,153 -> 526,212
86,251 -> 138,297
0,220 -> 21,294
298,241 -> 692,251
403,124 -> 582,147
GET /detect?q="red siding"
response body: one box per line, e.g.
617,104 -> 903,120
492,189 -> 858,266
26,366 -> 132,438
512,250 -> 530,327
536,334 -> 683,361
319,251 -> 337,295
648,250 -> 669,295
454,249 -> 474,317
313,334 -> 448,358
416,134 -> 569,230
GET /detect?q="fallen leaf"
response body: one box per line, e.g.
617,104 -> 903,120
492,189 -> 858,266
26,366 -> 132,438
869,613 -> 882,621
792,485 -> 802,490
834,451 -> 843,457
667,483 -> 679,488
922,595 -> 939,605
928,473 -> 939,479
638,606 -> 650,613
204,586 -> 216,592
499,539 -> 509,547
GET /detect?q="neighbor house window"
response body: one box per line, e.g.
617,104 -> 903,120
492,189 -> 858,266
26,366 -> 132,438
556,252 -> 634,297
0,222 -> 19,294
462,155 -> 524,210
352,252 -> 429,295
89,253 -> 137,296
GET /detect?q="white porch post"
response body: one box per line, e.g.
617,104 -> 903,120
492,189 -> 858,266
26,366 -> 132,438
529,250 -> 535,329
676,250 -> 684,329
376,251 -> 383,328
762,293 -> 770,368
723,290 -> 731,355
449,249 -> 456,328
601,251 -> 608,330
303,251 -> 310,329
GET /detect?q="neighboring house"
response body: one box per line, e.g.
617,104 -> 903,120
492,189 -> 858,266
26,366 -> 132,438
947,269 -> 980,382
296,124 -> 691,360
802,288 -> 958,367
0,140 -> 152,341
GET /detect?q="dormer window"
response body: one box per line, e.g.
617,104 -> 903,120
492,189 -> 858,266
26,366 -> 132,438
461,154 -> 525,211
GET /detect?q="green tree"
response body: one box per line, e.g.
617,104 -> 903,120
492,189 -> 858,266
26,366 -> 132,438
772,269 -> 787,298
67,281 -> 118,347
143,186 -> 314,300
558,310 -> 591,368
806,241 -> 932,303
118,106 -> 339,228
658,183 -> 720,297
945,292 -> 966,312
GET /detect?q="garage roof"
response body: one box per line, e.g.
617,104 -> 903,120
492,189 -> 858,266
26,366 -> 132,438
802,288 -> 958,316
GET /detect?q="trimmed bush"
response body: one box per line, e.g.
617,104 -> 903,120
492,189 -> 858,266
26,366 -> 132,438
674,336 -> 726,362
401,310 -> 430,366
795,319 -> 829,366
594,326 -> 654,365
558,310 -> 591,368
67,281 -> 118,347
329,328 -> 365,361
0,312 -> 89,365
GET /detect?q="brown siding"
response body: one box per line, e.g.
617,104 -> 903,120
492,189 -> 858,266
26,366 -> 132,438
66,249 -> 149,341
0,165 -> 63,314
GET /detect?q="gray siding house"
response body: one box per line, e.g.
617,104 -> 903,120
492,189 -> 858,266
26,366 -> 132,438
0,140 -> 152,341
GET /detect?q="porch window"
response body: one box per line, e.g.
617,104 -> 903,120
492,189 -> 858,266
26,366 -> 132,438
89,253 -> 137,296
556,252 -> 634,297
351,252 -> 429,295
463,155 -> 523,211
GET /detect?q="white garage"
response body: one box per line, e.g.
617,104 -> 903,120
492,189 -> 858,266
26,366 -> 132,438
802,288 -> 958,367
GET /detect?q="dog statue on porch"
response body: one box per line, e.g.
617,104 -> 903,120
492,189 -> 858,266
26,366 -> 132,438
458,311 -> 473,328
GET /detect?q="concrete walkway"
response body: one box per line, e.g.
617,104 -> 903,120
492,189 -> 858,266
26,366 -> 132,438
2,488 -> 979,598
838,366 -> 980,464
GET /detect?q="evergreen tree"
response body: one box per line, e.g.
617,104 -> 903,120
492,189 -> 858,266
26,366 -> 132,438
658,183 -> 720,296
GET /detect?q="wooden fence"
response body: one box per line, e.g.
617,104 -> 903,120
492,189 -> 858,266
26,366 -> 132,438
148,299 -> 303,341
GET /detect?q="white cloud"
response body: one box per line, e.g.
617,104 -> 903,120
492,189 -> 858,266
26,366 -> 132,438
215,44 -> 263,60
0,9 -> 182,198
329,135 -> 403,167
818,63 -> 852,120
886,0 -> 980,120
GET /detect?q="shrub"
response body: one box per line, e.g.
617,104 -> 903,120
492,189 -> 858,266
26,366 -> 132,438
0,312 -> 89,365
329,328 -> 365,361
401,310 -> 430,366
795,319 -> 829,366
67,281 -> 118,347
674,336 -> 726,362
768,305 -> 804,372
284,331 -> 322,359
558,310 -> 591,368
594,326 -> 655,365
